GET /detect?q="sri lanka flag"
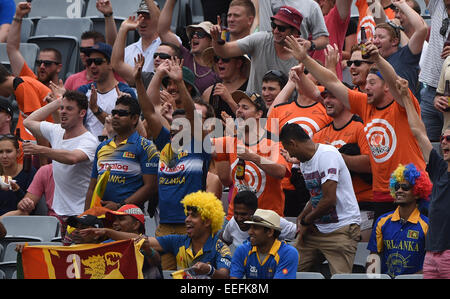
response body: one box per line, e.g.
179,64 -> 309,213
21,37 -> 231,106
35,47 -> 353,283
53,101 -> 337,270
17,239 -> 144,279
90,166 -> 111,209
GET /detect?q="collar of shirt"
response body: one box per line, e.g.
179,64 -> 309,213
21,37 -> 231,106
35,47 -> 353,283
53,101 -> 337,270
107,131 -> 140,148
250,239 -> 282,265
184,233 -> 216,259
391,207 -> 421,224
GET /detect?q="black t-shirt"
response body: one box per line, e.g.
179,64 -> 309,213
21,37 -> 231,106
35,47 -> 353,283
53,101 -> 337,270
0,167 -> 36,215
425,149 -> 450,252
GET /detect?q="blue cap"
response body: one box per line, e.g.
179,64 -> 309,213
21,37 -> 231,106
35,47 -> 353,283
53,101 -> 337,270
80,42 -> 112,60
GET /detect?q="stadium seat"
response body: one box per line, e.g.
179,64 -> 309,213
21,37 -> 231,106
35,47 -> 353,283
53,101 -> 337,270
0,263 -> 17,280
0,42 -> 40,73
25,0 -> 87,18
84,0 -> 142,18
189,0 -> 204,24
144,216 -> 157,237
0,269 -> 5,280
431,142 -> 443,157
33,17 -> 93,41
352,242 -> 370,273
20,18 -> 35,42
1,241 -> 63,263
331,273 -> 391,279
394,274 -> 424,279
0,216 -> 60,249
163,270 -> 174,279
27,35 -> 79,80
296,272 -> 325,279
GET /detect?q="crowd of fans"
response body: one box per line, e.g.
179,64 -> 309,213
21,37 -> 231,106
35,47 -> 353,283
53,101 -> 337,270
0,0 -> 449,279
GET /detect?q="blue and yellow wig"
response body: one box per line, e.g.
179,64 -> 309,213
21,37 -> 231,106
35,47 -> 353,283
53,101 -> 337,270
181,191 -> 225,234
389,163 -> 432,200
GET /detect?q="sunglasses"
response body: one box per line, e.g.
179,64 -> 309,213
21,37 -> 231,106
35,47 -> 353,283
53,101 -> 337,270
36,60 -> 60,67
386,20 -> 403,39
153,52 -> 172,60
213,56 -> 231,63
440,135 -> 450,143
0,134 -> 22,142
441,18 -> 449,37
98,135 -> 108,142
186,205 -> 200,215
270,21 -> 291,33
86,58 -> 107,66
111,109 -> 131,117
394,183 -> 413,192
189,30 -> 208,40
347,60 -> 374,67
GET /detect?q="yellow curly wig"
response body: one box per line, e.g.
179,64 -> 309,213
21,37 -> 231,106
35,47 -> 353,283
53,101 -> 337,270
181,191 -> 225,234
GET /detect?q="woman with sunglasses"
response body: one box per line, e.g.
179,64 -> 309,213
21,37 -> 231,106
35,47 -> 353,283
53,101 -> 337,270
201,47 -> 250,118
0,135 -> 36,216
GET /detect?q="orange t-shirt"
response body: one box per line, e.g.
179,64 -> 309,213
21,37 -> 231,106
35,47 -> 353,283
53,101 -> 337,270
347,89 -> 426,200
313,115 -> 373,202
15,63 -> 52,141
214,135 -> 291,220
267,99 -> 332,190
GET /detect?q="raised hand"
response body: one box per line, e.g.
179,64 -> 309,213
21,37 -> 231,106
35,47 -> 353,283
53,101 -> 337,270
364,41 -> 381,63
133,53 -> 145,81
120,15 -> 143,32
324,43 -> 340,72
89,84 -> 99,112
15,2 -> 32,18
167,57 -> 184,82
284,35 -> 309,62
96,0 -> 113,16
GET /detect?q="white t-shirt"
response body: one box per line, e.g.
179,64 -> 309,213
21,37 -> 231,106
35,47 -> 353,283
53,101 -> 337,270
124,37 -> 162,74
84,87 -> 120,138
40,122 -> 99,216
222,216 -> 297,248
299,144 -> 360,233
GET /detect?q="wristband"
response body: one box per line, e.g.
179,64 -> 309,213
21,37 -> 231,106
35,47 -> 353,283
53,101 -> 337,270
13,17 -> 23,22
93,106 -> 103,116
207,264 -> 215,277
103,12 -> 113,17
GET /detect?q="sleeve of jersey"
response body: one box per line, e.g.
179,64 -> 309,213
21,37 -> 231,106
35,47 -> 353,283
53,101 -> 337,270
118,83 -> 137,99
155,234 -> 182,255
229,244 -> 247,278
276,142 -> 291,178
318,150 -> 340,184
347,89 -> 367,118
154,126 -> 171,151
367,217 -> 383,253
14,81 -> 43,114
273,245 -> 299,279
19,63 -> 37,79
214,239 -> 232,270
90,145 -> 101,179
356,125 -> 371,155
139,138 -> 160,175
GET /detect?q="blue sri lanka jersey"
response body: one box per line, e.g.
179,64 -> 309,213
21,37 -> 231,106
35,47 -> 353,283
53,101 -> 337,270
154,127 -> 211,224
91,131 -> 159,206
367,207 -> 429,278
230,239 -> 299,279
156,233 -> 232,271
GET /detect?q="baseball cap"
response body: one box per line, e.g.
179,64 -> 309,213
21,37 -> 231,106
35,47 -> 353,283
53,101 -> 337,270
162,66 -> 199,95
244,209 -> 282,231
186,21 -> 214,38
80,42 -> 112,60
67,214 -> 104,228
0,97 -> 13,117
106,204 -> 145,225
136,0 -> 159,13
270,6 -> 303,31
232,90 -> 267,116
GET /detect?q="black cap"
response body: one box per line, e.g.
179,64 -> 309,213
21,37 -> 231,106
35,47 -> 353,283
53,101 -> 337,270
0,97 -> 13,117
67,214 -> 104,228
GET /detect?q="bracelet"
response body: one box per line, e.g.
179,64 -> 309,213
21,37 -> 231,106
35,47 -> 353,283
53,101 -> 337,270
13,17 -> 22,22
103,12 -> 113,17
207,264 -> 215,277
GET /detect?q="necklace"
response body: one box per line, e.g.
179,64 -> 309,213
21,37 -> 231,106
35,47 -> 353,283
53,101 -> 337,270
193,59 -> 212,78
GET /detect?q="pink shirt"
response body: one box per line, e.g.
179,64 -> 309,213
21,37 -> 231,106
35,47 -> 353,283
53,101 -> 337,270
64,69 -> 126,91
27,164 -> 57,217
311,6 -> 350,80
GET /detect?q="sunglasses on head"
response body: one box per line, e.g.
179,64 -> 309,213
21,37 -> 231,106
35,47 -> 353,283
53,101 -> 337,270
186,205 -> 200,214
86,58 -> 107,66
36,60 -> 60,67
153,52 -> 172,60
270,21 -> 291,33
0,134 -> 22,142
394,182 -> 413,192
111,109 -> 131,117
440,135 -> 450,143
347,60 -> 374,67
213,56 -> 231,63
189,30 -> 208,40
